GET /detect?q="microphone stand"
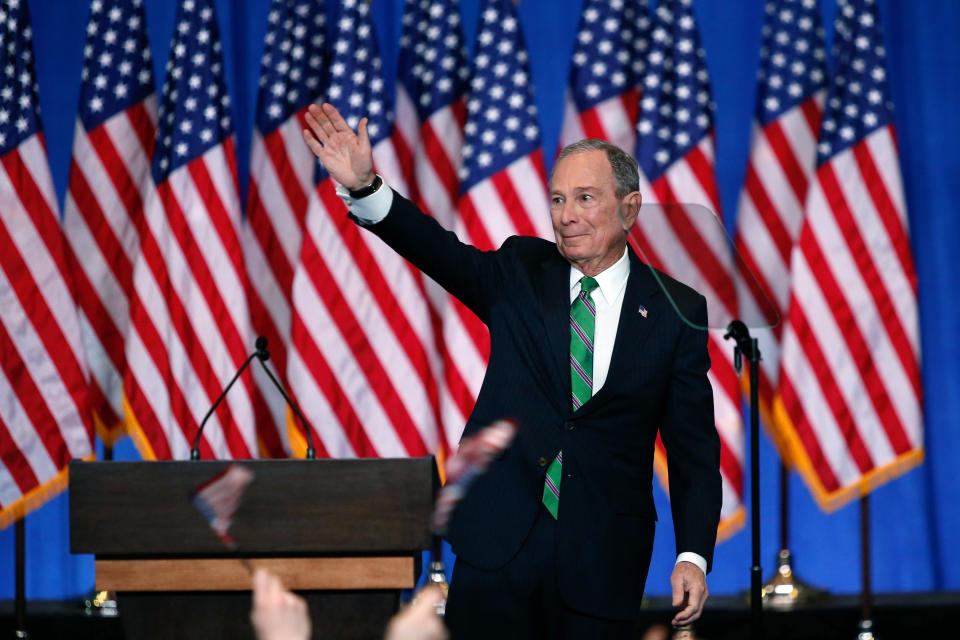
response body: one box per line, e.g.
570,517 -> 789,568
724,320 -> 763,640
191,337 -> 316,460
254,339 -> 316,459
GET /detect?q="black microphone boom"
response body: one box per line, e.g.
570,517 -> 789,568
191,347 -> 260,460
254,337 -> 316,459
192,336 -> 317,460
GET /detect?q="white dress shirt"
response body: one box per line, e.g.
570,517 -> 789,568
341,179 -> 707,575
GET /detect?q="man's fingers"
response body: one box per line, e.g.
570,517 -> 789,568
358,117 -> 370,149
671,575 -> 686,607
322,102 -> 352,132
304,107 -> 333,144
671,583 -> 706,626
302,128 -> 325,158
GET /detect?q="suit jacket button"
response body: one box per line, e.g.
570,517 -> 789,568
564,421 -> 575,431
538,457 -> 547,467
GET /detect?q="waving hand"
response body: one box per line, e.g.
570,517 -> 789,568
301,103 -> 375,191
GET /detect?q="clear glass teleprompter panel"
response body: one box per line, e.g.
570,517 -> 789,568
628,203 -> 780,332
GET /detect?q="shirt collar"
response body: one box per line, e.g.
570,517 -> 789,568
569,246 -> 631,306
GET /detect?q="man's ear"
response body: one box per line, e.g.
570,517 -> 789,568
619,191 -> 642,231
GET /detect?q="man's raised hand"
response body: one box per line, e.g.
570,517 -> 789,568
302,103 -> 375,191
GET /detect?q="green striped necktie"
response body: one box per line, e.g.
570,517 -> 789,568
542,276 -> 598,519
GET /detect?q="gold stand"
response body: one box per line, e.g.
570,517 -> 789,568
82,589 -> 119,617
760,549 -> 828,610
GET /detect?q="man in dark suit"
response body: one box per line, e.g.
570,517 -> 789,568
303,102 -> 722,639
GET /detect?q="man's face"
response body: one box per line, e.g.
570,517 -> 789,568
549,150 -> 638,272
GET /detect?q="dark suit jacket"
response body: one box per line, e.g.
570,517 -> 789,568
359,191 -> 722,621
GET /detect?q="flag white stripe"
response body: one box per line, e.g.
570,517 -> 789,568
805,176 -> 919,439
291,272 -> 407,457
780,322 -> 862,486
506,157 -> 553,239
789,247 -> 897,465
594,94 -> 638,153
0,266 -> 86,463
249,134 -> 303,268
833,138 -> 919,355
313,202 -> 438,449
286,349 -> 356,457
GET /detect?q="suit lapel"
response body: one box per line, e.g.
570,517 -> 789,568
533,252 -> 574,414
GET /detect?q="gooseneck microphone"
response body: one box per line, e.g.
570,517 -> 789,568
191,337 -> 316,460
253,337 -> 316,459
191,344 -> 261,460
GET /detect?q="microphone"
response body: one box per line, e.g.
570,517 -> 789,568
254,337 -> 316,459
191,344 -> 261,460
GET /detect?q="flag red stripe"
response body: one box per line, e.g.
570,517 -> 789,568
490,170 -> 539,239
851,135 -> 918,293
311,182 -> 434,455
577,105 -> 612,141
392,127 -> 417,202
684,146 -> 723,212
420,122 -> 459,203
87,124 -> 145,242
246,180 -> 295,296
798,218 -> 912,456
290,310 -> 375,457
125,101 -> 156,160
457,192 -> 496,252
763,118 -> 812,207
786,294 -> 875,474
0,412 -> 39,495
799,98 -> 822,141
818,163 -> 922,403
66,158 -> 135,294
139,183 -> 250,458
742,162 -> 793,266
652,177 -> 737,313
778,370 -> 842,492
0,192 -> 87,416
0,316 -> 71,472
262,126 -> 310,230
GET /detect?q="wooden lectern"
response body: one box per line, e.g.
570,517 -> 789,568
70,458 -> 439,639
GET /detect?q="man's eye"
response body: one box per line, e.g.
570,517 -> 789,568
580,194 -> 592,201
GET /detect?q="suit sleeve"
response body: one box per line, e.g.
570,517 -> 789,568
658,294 -> 723,572
351,190 -> 500,323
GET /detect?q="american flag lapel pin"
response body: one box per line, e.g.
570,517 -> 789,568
638,305 -> 648,318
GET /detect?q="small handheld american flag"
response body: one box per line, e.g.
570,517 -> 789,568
431,420 -> 517,534
192,464 -> 255,549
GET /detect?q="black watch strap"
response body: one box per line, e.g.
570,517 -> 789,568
348,175 -> 383,199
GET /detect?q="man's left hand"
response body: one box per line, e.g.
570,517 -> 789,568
670,560 -> 708,627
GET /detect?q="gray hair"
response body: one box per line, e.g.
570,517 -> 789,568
552,139 -> 640,199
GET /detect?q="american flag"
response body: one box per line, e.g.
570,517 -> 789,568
122,0 -> 260,460
192,463 -> 255,548
445,0 -> 554,447
61,0 -> 157,446
0,0 -> 93,526
733,0 -> 827,459
630,0 -> 744,539
557,0 -> 650,152
776,0 -> 922,510
287,0 -> 439,458
242,0 -> 330,457
392,0 -> 473,453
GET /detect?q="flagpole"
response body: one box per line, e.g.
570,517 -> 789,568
15,517 -> 28,638
856,496 -> 876,640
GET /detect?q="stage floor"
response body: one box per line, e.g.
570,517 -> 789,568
2,591 -> 958,639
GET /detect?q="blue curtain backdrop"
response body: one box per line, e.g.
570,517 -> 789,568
2,0 -> 958,600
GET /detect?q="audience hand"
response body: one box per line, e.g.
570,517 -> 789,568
384,585 -> 449,640
251,568 -> 311,640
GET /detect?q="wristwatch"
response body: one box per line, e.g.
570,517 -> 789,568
348,175 -> 383,199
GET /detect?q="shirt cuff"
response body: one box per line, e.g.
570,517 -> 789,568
335,175 -> 393,224
675,552 -> 707,575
